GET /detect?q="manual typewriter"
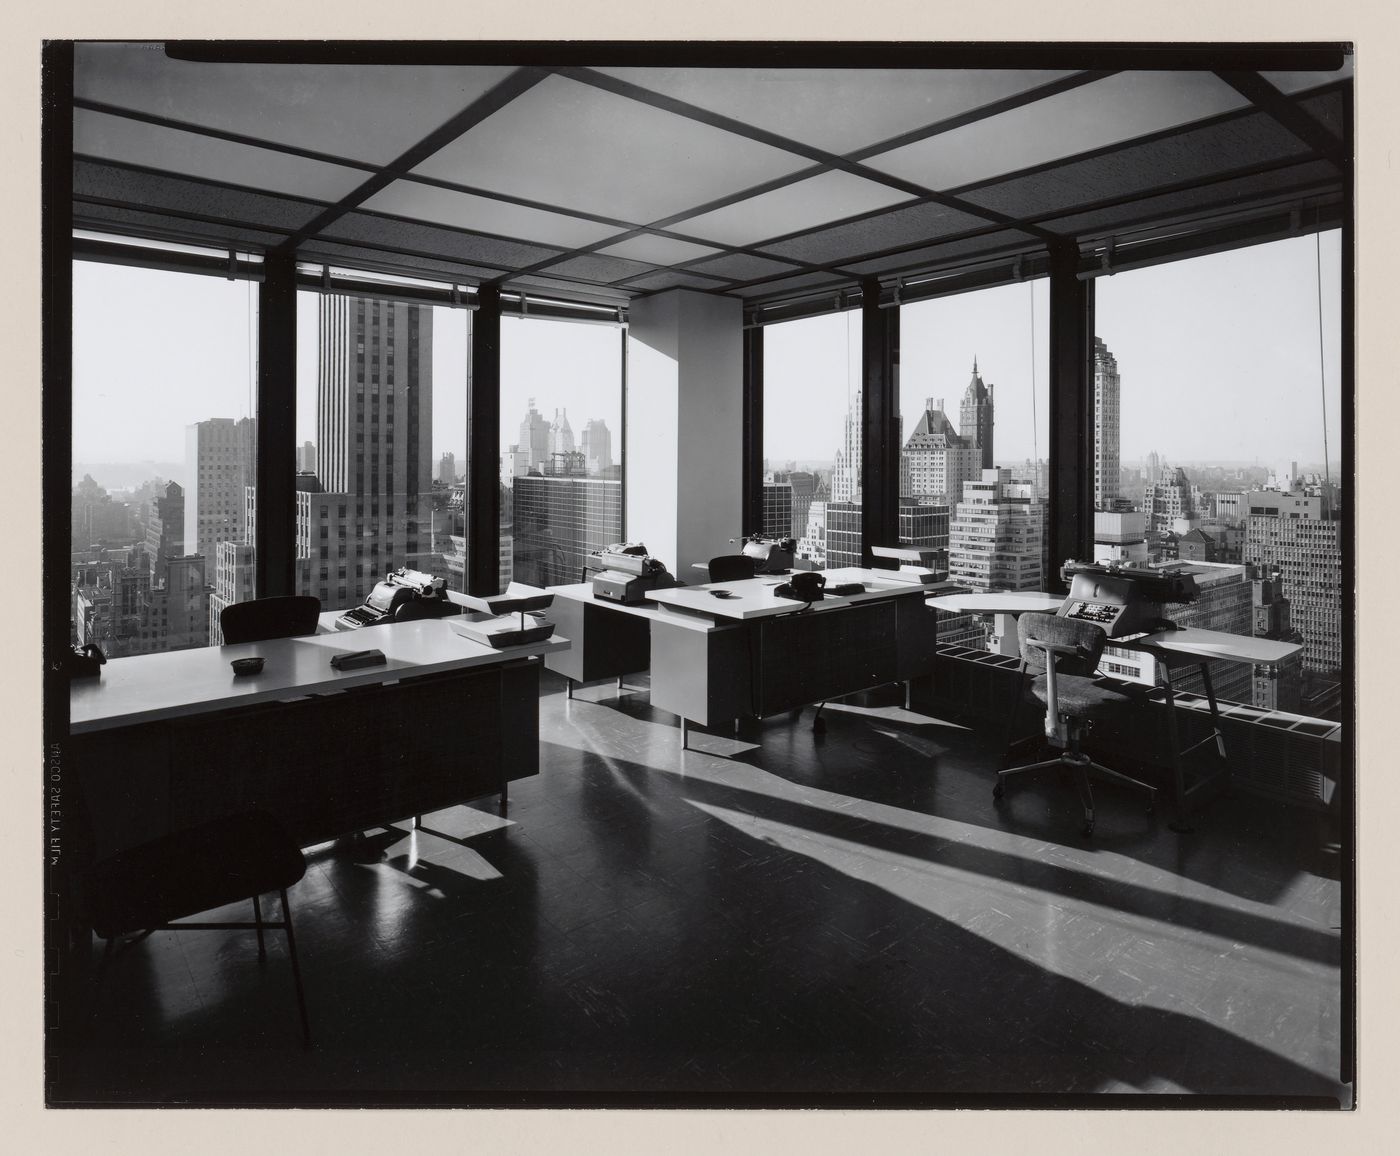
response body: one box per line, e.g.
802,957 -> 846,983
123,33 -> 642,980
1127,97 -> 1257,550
589,547 -> 678,604
732,533 -> 797,574
335,567 -> 457,630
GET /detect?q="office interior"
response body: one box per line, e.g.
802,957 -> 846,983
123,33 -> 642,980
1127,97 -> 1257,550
45,42 -> 1354,1107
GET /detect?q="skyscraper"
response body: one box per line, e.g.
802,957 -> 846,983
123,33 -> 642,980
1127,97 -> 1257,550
830,391 -> 862,503
437,451 -> 456,484
959,358 -> 994,471
518,399 -> 551,470
184,416 -> 256,563
1093,337 -> 1121,509
580,418 -> 613,475
548,408 -> 575,459
144,480 -> 184,584
947,469 -> 1045,593
902,398 -> 981,505
512,473 -> 622,588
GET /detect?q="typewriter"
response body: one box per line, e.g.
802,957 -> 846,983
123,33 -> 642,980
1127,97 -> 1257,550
591,550 -> 677,604
335,567 -> 457,630
733,533 -> 797,574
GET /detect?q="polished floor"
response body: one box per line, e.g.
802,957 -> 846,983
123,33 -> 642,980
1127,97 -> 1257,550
51,671 -> 1348,1106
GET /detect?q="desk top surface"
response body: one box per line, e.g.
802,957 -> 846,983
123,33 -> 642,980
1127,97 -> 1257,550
1126,627 -> 1302,665
647,567 -> 929,621
547,583 -> 680,620
927,592 -> 1067,615
70,619 -> 569,735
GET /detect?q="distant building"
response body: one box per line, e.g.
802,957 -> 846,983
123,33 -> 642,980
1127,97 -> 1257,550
144,480 -> 184,584
1177,527 -> 1217,563
297,440 -> 317,475
501,444 -> 529,483
580,419 -> 613,475
830,392 -> 862,504
548,408 -> 576,460
795,479 -> 830,567
1093,338 -> 1121,509
437,452 -> 456,484
512,473 -> 623,588
518,399 -> 551,470
825,501 -> 862,569
1243,487 -> 1343,674
902,398 -> 980,505
947,469 -> 1045,593
185,416 -> 256,564
1143,466 -> 1200,547
761,482 -> 794,541
209,541 -> 256,645
959,359 -> 994,472
1251,570 -> 1304,712
1093,510 -> 1149,565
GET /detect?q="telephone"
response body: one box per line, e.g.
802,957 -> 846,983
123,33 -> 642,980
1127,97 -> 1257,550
773,572 -> 826,602
65,643 -> 107,679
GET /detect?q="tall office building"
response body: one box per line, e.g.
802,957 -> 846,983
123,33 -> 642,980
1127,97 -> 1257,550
297,440 -> 317,475
902,399 -> 981,505
1146,450 -> 1162,487
1093,510 -> 1150,565
512,473 -> 623,588
795,479 -> 830,567
209,540 -> 256,645
580,418 -> 613,476
947,469 -> 1045,592
518,399 -> 551,470
830,391 -> 862,503
184,416 -> 256,564
825,501 -> 863,569
437,451 -> 456,484
959,359 -> 994,471
296,295 -> 436,610
787,471 -> 817,543
1143,466 -> 1200,545
548,408 -> 576,460
1243,487 -> 1343,674
144,480 -> 184,584
761,481 -> 794,540
1093,338 -> 1121,509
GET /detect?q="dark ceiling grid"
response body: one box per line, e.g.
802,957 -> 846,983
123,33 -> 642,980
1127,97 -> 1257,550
276,65 -> 553,255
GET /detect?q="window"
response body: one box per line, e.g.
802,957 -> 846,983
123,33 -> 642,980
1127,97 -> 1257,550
70,259 -> 257,655
900,281 -> 1049,645
500,315 -> 624,589
761,309 -> 861,568
295,291 -> 469,611
1094,232 -> 1343,720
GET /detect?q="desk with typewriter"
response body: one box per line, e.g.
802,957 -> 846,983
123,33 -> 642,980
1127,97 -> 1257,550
67,619 -> 569,859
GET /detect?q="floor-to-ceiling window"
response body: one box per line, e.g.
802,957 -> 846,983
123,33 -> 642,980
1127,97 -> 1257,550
70,248 -> 258,654
900,279 -> 1051,588
500,314 -> 625,588
1093,232 -> 1343,720
293,280 -> 469,615
761,308 -> 862,568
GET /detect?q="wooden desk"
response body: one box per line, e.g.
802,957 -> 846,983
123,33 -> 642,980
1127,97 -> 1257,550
68,621 -> 570,856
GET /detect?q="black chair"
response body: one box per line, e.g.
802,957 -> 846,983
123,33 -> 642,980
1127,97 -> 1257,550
86,809 -> 311,1045
707,555 -> 756,583
994,612 -> 1156,838
220,595 -> 322,644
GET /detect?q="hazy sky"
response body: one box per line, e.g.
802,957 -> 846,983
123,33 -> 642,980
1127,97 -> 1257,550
73,230 -> 1342,483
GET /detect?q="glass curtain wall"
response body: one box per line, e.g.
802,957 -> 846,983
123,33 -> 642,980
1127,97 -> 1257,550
761,309 -> 862,569
500,315 -> 624,588
293,289 -> 470,616
900,280 -> 1051,590
70,258 -> 258,655
1093,232 -> 1343,719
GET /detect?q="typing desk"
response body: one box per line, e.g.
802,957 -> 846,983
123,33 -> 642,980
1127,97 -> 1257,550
68,620 -> 569,858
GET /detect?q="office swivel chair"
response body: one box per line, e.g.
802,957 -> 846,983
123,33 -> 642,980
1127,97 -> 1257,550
708,555 -> 756,583
84,809 -> 312,1045
221,595 -> 322,644
994,612 -> 1156,838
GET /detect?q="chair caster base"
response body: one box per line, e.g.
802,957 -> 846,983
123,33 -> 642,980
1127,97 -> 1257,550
992,782 -> 1005,801
1081,820 -> 1095,838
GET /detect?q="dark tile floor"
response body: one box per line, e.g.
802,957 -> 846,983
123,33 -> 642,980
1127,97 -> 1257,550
50,672 -> 1348,1107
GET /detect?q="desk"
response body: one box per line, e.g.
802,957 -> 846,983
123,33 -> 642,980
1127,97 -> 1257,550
926,592 -> 1066,656
544,583 -> 671,695
650,568 -> 936,746
68,621 -> 570,857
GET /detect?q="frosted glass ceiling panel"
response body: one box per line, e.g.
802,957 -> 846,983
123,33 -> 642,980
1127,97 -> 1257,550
591,68 -> 1079,155
865,72 -> 1253,192
595,233 -> 723,265
669,170 -> 915,247
74,108 -> 369,202
361,180 -> 621,248
75,43 -> 516,166
411,74 -> 813,224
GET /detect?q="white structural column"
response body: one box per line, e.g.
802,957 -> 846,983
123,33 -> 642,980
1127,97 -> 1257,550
626,289 -> 743,576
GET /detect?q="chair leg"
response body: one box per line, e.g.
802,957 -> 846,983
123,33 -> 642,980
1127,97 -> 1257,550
1086,760 -> 1157,810
252,893 -> 266,962
1071,764 -> 1095,837
280,888 -> 311,1048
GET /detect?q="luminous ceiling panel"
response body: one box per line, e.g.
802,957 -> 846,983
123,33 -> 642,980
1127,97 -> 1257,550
75,43 -> 517,166
839,231 -> 1037,277
361,180 -> 621,249
685,252 -> 805,282
321,211 -> 564,269
670,170 -> 915,247
1261,59 -> 1354,95
75,108 -> 369,202
596,233 -> 724,266
412,74 -> 813,224
591,68 -> 1078,155
866,72 -> 1253,192
761,200 -> 997,265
